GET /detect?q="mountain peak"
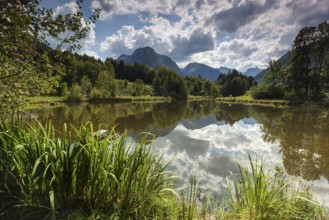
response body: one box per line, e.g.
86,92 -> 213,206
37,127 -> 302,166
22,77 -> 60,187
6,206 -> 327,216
132,46 -> 157,56
117,46 -> 182,74
183,62 -> 221,81
243,67 -> 264,77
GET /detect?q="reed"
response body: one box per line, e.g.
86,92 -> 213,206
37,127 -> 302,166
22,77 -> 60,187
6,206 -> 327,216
0,115 -> 174,219
225,155 -> 324,219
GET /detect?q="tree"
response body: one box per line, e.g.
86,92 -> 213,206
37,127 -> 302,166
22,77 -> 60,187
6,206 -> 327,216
96,70 -> 116,98
153,68 -> 188,100
0,0 -> 99,110
287,22 -> 329,101
251,60 -> 286,100
217,69 -> 252,97
80,75 -> 91,96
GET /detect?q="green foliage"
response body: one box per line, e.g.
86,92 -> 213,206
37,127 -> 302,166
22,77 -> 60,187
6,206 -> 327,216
217,69 -> 255,97
66,83 -> 83,102
61,82 -> 69,97
0,117 -> 174,219
267,21 -> 329,102
96,70 -> 117,98
109,58 -> 157,85
251,85 -> 285,100
185,75 -> 219,97
115,80 -> 153,97
153,67 -> 188,100
225,155 -> 323,219
251,60 -> 286,100
80,75 -> 92,96
0,0 -> 99,110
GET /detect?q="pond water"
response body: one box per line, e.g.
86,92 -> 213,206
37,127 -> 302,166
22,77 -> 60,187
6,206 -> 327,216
27,101 -> 329,205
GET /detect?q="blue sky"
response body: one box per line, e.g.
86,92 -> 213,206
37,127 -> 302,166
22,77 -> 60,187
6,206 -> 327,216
46,0 -> 329,72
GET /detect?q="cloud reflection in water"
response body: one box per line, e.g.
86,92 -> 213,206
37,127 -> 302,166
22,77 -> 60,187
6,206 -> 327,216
152,116 -> 282,192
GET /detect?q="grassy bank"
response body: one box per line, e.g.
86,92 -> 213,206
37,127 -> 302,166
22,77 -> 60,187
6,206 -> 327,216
216,92 -> 289,107
0,117 -> 326,219
26,96 -> 172,108
27,94 -> 289,108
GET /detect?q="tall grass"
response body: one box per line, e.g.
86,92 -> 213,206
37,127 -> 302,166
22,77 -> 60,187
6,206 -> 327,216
0,115 -> 175,219
0,115 -> 327,219
225,155 -> 324,219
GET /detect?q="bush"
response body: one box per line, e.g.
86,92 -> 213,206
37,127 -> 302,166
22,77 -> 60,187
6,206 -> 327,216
251,84 -> 285,100
66,83 -> 83,101
90,87 -> 106,99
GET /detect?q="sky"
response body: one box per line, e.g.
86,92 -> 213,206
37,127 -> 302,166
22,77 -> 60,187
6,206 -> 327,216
45,0 -> 329,72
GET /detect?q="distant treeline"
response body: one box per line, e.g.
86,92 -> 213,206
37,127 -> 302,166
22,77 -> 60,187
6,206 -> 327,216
52,51 -> 256,100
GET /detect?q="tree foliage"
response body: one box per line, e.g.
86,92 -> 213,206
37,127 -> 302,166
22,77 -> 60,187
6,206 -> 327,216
0,0 -> 99,110
153,68 -> 188,99
251,60 -> 285,99
252,22 -> 329,102
287,22 -> 329,101
217,69 -> 255,97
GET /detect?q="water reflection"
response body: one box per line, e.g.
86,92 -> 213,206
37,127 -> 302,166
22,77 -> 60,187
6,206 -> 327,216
28,102 -> 329,203
254,107 -> 329,182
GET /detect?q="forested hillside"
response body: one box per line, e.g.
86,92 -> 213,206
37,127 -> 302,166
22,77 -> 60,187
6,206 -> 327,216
252,21 -> 329,103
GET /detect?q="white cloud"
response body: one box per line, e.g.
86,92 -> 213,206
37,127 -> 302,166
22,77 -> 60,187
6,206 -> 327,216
53,1 -> 78,16
100,25 -> 171,56
92,0 -> 176,20
152,119 -> 282,191
53,1 -> 100,60
92,0 -> 329,70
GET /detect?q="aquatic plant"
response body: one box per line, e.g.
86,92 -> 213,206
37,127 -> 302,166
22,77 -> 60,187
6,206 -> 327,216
225,155 -> 324,219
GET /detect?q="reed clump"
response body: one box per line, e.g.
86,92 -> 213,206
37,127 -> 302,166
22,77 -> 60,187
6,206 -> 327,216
0,116 -> 175,219
222,155 -> 325,219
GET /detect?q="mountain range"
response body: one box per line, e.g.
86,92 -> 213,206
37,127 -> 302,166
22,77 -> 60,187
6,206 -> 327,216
117,46 -> 264,81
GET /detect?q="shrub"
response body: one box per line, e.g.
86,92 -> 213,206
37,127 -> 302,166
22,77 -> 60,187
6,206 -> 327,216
251,84 -> 285,100
66,83 -> 83,101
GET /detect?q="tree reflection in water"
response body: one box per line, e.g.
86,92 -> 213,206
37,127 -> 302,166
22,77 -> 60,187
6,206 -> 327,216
28,102 -> 329,182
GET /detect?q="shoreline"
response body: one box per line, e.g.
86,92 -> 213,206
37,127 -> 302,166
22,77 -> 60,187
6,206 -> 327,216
26,95 -> 328,109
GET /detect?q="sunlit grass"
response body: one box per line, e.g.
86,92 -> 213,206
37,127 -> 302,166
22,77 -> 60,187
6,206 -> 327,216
0,116 -> 175,219
216,91 -> 289,106
27,96 -> 66,103
223,155 -> 325,219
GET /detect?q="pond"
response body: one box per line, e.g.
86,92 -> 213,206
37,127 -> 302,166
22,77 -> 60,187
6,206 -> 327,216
27,101 -> 329,205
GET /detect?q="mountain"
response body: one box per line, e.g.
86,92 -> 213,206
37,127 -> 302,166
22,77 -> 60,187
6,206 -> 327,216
182,63 -> 221,81
255,52 -> 291,82
117,46 -> 183,74
218,66 -> 233,74
243,67 -> 264,77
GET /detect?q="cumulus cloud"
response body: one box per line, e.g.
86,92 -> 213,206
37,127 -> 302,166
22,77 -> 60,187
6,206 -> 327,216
100,25 -> 171,57
170,29 -> 215,60
92,0 -> 176,19
53,1 -> 78,16
100,19 -> 215,60
207,0 -> 277,33
285,0 -> 329,27
91,0 -> 329,70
